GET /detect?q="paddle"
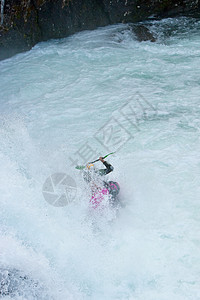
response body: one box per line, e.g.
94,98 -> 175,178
75,152 -> 115,170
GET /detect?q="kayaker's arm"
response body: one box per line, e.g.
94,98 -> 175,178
98,157 -> 114,176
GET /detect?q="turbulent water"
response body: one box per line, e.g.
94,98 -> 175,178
0,17 -> 200,299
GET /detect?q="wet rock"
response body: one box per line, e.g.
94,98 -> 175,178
132,24 -> 156,42
0,0 -> 200,60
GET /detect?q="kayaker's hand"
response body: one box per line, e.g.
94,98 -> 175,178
99,157 -> 105,163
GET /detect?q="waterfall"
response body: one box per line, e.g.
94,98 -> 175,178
1,0 -> 5,25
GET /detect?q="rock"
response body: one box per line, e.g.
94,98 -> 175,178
0,0 -> 200,60
102,0 -> 200,23
0,0 -> 42,60
132,24 -> 156,42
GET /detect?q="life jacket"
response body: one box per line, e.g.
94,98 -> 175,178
90,188 -> 109,209
89,181 -> 120,209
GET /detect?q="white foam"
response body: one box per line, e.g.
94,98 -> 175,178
0,17 -> 200,299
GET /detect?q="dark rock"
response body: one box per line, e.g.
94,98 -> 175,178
132,24 -> 156,42
0,0 -> 200,61
36,0 -> 109,41
102,0 -> 200,23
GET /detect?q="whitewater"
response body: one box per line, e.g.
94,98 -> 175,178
0,17 -> 200,299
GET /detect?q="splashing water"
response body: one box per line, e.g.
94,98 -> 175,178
0,17 -> 200,299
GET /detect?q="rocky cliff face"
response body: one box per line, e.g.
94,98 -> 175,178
0,0 -> 199,60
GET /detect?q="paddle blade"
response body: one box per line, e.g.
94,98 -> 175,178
75,165 -> 85,170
